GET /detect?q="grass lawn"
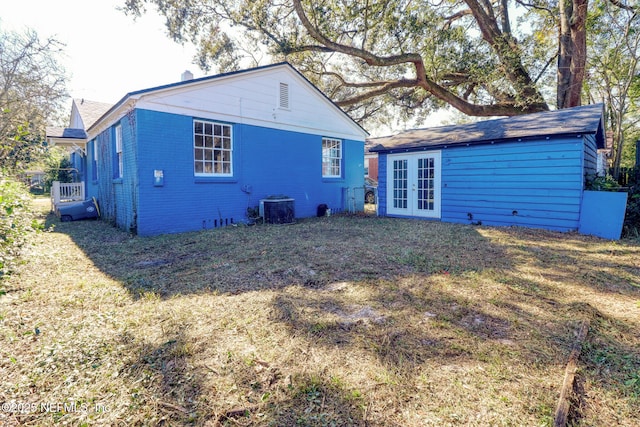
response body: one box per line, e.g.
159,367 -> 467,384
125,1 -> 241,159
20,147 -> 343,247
1,199 -> 639,426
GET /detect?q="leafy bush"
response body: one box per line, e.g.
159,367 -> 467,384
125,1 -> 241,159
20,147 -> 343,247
623,166 -> 640,238
586,174 -> 621,191
43,155 -> 73,191
0,178 -> 41,281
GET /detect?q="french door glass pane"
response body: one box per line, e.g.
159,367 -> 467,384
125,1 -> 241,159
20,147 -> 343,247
393,159 -> 408,209
417,157 -> 435,211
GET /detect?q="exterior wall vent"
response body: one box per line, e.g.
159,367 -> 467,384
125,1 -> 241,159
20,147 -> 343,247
279,82 -> 290,109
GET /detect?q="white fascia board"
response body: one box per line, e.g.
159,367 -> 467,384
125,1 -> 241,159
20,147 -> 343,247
134,98 -> 365,141
86,99 -> 137,140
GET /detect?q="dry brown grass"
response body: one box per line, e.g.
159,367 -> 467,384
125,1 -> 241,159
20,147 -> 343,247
1,199 -> 639,426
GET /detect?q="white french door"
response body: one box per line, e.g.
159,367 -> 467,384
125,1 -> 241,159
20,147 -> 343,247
387,151 -> 441,218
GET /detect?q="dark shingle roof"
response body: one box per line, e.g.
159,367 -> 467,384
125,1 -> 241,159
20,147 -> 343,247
45,126 -> 87,139
369,103 -> 605,153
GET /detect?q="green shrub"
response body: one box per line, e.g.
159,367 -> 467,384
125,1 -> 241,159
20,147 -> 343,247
0,178 -> 41,280
623,166 -> 640,238
586,174 -> 621,191
43,155 -> 73,192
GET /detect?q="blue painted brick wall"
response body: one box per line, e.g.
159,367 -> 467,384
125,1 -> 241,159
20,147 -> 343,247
94,130 -> 115,221
132,109 -> 364,236
91,115 -> 138,232
115,114 -> 138,232
85,140 -> 99,199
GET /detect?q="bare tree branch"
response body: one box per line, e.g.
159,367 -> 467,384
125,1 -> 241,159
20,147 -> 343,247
292,0 -> 547,116
292,0 -> 423,66
334,80 -> 419,107
607,0 -> 637,12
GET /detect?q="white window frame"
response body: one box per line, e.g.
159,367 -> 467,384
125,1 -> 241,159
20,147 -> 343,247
322,137 -> 342,178
115,124 -> 123,178
92,140 -> 98,181
193,119 -> 233,177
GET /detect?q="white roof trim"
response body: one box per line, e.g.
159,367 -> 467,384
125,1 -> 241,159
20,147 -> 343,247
86,63 -> 368,141
47,137 -> 87,155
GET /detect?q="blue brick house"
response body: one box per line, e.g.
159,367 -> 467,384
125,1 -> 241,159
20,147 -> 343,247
369,104 -> 624,236
48,63 -> 368,236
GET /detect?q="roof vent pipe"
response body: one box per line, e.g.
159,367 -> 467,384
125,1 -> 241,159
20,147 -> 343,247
181,70 -> 194,81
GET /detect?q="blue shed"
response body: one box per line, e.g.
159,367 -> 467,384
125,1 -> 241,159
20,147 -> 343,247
369,104 -> 610,234
48,63 -> 368,236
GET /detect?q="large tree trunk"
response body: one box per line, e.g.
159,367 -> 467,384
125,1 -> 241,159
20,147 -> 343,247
558,0 -> 588,109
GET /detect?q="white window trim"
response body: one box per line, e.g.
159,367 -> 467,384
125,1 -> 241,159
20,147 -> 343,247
92,140 -> 98,181
193,119 -> 233,177
322,137 -> 342,178
115,124 -> 123,178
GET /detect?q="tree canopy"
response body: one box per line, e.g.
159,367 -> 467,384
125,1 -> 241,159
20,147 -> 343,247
123,0 -> 638,130
0,26 -> 68,173
586,0 -> 640,172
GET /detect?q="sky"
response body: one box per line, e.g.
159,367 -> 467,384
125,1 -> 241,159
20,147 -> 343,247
3,0 -> 203,106
3,0 -> 452,135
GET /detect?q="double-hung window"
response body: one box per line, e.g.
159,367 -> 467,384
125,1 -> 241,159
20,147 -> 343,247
322,137 -> 342,178
115,124 -> 123,178
194,120 -> 232,176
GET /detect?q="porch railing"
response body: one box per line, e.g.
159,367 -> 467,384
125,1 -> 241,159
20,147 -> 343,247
51,181 -> 85,210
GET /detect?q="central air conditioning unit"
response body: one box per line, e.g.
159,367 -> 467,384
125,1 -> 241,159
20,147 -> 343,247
259,197 -> 295,224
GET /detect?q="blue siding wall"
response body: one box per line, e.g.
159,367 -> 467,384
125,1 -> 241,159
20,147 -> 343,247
583,134 -> 598,181
377,154 -> 388,216
378,136 -> 589,232
134,109 -> 364,236
441,138 -> 585,231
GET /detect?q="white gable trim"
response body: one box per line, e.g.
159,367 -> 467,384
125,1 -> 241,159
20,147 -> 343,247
87,63 -> 368,141
87,99 -> 136,140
